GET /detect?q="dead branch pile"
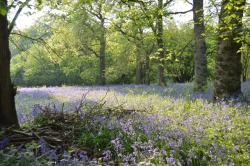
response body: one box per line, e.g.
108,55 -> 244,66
0,99 -> 147,159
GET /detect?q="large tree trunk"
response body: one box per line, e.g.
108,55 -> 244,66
157,0 -> 166,86
99,18 -> 106,85
0,0 -> 19,128
193,0 -> 207,91
213,0 -> 246,100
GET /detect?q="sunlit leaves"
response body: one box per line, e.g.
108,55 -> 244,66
36,0 -> 42,5
158,9 -> 163,16
0,1 -> 7,16
218,0 -> 246,44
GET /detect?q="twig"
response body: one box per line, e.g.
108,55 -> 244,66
43,136 -> 62,143
75,88 -> 93,114
12,130 -> 33,137
9,138 -> 36,142
89,88 -> 110,112
30,129 -> 55,149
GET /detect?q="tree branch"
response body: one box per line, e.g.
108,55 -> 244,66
167,8 -> 193,15
174,39 -> 193,59
163,0 -> 174,8
8,0 -> 31,35
11,31 -> 63,62
80,43 -> 99,58
11,32 -> 47,42
121,0 -> 156,34
186,0 -> 193,6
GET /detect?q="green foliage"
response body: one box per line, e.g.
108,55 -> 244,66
11,43 -> 65,86
8,84 -> 250,165
106,33 -> 137,84
163,22 -> 194,82
0,1 -> 7,16
0,142 -> 53,166
79,120 -> 117,153
9,0 -> 250,87
206,23 -> 218,81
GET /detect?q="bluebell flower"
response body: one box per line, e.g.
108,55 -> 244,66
102,150 -> 111,161
111,138 -> 123,152
57,159 -> 66,166
63,150 -> 70,160
68,159 -> 81,166
166,157 -> 175,164
38,138 -> 47,154
46,150 -> 58,161
56,145 -> 63,153
78,151 -> 90,164
0,138 -> 9,150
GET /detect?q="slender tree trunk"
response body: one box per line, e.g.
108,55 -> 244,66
135,42 -> 142,85
157,0 -> 166,86
213,0 -> 246,100
145,52 -> 150,85
242,45 -> 249,82
242,73 -> 246,82
0,0 -> 19,128
193,0 -> 207,91
99,18 -> 106,85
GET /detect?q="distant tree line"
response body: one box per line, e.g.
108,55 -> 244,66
9,0 -> 249,89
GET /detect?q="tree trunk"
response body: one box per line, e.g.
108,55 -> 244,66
242,44 -> 249,82
0,0 -> 19,128
213,0 -> 246,100
157,0 -> 166,86
145,52 -> 150,85
193,0 -> 207,91
99,18 -> 106,85
135,43 -> 141,85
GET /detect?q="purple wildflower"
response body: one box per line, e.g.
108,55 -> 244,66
78,151 -> 89,164
0,138 -> 9,150
168,141 -> 175,148
133,148 -> 138,156
166,157 -> 175,165
103,150 -> 112,161
45,150 -> 58,161
38,138 -> 47,154
57,160 -> 66,166
73,149 -> 78,159
32,104 -> 42,116
56,145 -> 63,153
111,138 -> 123,152
63,150 -> 70,160
68,159 -> 81,166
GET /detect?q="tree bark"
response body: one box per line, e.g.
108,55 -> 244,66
145,52 -> 150,85
242,44 -> 249,82
213,0 -> 246,100
193,0 -> 207,91
0,0 -> 19,128
157,0 -> 166,86
135,43 -> 141,85
99,17 -> 106,85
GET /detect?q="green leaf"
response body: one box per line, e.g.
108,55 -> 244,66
37,0 -> 42,5
158,9 -> 163,16
0,1 -> 8,16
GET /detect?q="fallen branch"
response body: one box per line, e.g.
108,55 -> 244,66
12,130 -> 33,137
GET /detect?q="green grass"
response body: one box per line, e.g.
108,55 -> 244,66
1,84 -> 249,165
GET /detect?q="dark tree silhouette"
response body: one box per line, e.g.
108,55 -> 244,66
0,0 -> 19,128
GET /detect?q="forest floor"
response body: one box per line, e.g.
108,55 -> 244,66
0,82 -> 250,165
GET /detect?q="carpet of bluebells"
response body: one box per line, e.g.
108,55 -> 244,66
0,82 -> 250,165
